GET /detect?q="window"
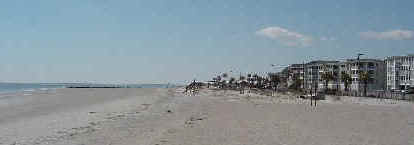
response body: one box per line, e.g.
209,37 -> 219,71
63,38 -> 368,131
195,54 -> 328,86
368,62 -> 374,67
369,70 -> 374,75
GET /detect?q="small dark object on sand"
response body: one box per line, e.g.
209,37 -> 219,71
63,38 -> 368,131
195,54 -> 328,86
167,110 -> 172,113
89,111 -> 97,114
190,116 -> 207,121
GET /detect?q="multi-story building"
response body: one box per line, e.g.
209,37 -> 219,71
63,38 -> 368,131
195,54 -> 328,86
288,59 -> 385,92
343,59 -> 385,92
286,64 -> 305,88
303,60 -> 340,91
385,55 -> 414,90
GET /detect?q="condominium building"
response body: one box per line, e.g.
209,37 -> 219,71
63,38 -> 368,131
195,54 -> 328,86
303,60 -> 340,91
342,59 -> 385,92
286,64 -> 305,88
286,59 -> 385,92
385,55 -> 414,90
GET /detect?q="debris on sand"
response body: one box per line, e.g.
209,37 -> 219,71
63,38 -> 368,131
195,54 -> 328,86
185,114 -> 208,127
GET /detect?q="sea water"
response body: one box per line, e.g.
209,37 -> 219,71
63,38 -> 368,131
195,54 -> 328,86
0,83 -> 174,107
0,83 -> 174,94
0,83 -> 66,94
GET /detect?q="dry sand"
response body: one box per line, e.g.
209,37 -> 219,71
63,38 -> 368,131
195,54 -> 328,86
1,88 -> 414,145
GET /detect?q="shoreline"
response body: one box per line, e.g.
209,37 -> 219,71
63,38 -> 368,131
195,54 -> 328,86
0,88 -> 173,145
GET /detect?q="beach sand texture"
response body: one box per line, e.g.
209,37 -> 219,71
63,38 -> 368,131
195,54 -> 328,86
1,88 -> 414,145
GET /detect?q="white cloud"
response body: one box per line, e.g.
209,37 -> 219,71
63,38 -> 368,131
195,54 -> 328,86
360,29 -> 413,40
256,26 -> 312,47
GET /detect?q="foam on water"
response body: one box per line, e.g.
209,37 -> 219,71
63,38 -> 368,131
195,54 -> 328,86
0,83 -> 175,95
39,88 -> 49,91
23,89 -> 35,92
0,83 -> 66,97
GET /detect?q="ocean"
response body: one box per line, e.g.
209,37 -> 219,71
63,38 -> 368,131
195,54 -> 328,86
0,83 -> 66,94
0,83 -> 174,94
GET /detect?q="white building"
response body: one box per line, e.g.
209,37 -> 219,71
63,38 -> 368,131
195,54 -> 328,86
300,59 -> 385,92
385,55 -> 414,90
343,59 -> 385,92
286,64 -> 305,88
303,60 -> 340,91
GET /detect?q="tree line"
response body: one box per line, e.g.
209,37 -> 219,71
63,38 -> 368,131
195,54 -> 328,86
210,69 -> 373,97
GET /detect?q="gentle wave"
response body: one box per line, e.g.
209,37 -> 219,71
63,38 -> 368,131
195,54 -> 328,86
0,83 -> 66,96
23,89 -> 35,92
39,88 -> 49,91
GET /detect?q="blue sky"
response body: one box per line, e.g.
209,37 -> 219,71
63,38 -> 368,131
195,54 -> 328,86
0,0 -> 413,84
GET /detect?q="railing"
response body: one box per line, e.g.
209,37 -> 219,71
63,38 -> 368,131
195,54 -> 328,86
335,90 -> 414,102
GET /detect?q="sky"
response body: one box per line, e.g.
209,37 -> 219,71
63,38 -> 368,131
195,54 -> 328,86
0,0 -> 413,84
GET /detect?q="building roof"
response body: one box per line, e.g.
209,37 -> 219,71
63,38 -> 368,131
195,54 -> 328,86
345,59 -> 383,63
289,64 -> 304,68
306,60 -> 339,65
385,54 -> 414,60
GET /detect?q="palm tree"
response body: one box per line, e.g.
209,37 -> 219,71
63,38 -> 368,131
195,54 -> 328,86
268,73 -> 280,91
257,76 -> 264,89
239,75 -> 246,94
239,75 -> 246,82
252,74 -> 259,88
289,73 -> 302,91
247,73 -> 253,92
216,75 -> 222,88
340,72 -> 352,92
229,77 -> 236,89
268,73 -> 281,95
321,71 -> 334,93
266,77 -> 271,89
222,73 -> 228,79
359,71 -> 371,97
212,77 -> 217,84
221,73 -> 228,89
221,80 -> 227,90
247,73 -> 252,80
333,72 -> 339,92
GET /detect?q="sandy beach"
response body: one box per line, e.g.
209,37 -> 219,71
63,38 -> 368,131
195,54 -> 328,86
1,88 -> 414,145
